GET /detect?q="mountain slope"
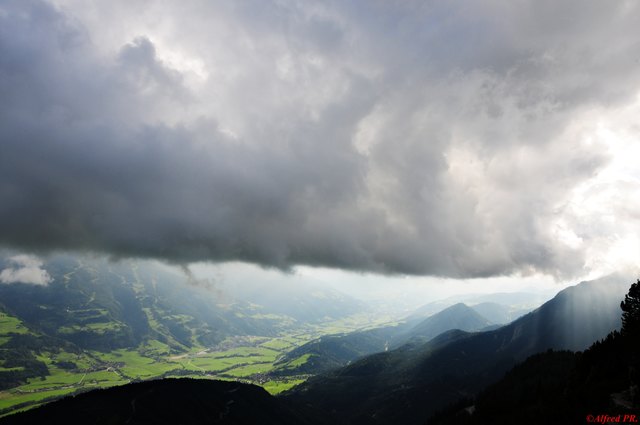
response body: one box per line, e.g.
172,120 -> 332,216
0,378 -> 317,425
284,276 -> 631,425
409,292 -> 547,321
469,302 -> 518,325
274,303 -> 492,376
272,325 -> 402,376
430,290 -> 640,425
0,255 -> 250,352
0,254 -> 365,353
405,303 -> 491,342
0,253 -> 367,395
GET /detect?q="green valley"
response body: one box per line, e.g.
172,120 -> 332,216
0,255 -> 397,417
0,312 -> 394,415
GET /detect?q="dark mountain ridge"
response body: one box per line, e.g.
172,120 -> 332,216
283,275 -> 631,425
0,378 -> 316,425
430,280 -> 640,425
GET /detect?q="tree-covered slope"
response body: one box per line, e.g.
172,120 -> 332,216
284,276 -> 630,425
429,279 -> 640,425
0,378 -> 317,425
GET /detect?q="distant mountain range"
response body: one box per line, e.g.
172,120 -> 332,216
468,302 -> 523,325
407,303 -> 492,342
408,291 -> 547,323
0,275 -> 634,424
274,301 -> 518,376
283,275 -> 631,425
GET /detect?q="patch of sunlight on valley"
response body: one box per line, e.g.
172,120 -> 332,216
0,310 -> 398,417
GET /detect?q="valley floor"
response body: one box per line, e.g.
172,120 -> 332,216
0,311 -> 397,417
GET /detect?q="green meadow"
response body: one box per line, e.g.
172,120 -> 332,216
0,313 -> 29,335
0,311 -> 397,417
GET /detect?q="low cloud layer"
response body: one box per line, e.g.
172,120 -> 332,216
1,0 -> 639,278
0,255 -> 52,286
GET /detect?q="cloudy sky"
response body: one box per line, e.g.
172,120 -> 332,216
1,0 -> 639,285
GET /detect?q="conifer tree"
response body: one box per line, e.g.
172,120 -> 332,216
620,279 -> 640,338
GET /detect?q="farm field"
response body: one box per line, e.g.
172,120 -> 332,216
0,311 -> 397,417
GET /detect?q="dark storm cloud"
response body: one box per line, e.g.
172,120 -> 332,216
1,0 -> 639,278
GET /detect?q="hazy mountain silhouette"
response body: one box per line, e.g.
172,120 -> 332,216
408,292 -> 547,321
405,303 -> 491,343
284,275 -> 630,425
274,303 -> 492,376
469,302 -> 522,324
430,281 -> 640,424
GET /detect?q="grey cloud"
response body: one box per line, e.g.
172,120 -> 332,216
0,0 -> 639,278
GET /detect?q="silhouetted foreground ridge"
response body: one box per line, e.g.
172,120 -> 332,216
0,378 -> 314,425
429,279 -> 640,425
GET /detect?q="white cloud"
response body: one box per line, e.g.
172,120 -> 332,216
0,255 -> 52,286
